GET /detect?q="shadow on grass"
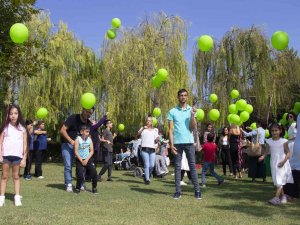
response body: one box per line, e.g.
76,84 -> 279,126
117,178 -> 143,184
46,183 -> 66,191
128,185 -> 171,195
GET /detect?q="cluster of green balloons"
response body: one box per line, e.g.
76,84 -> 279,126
151,68 -> 168,88
271,31 -> 289,50
80,92 -> 96,109
198,35 -> 213,52
10,23 -> 29,44
36,107 -> 48,119
106,18 -> 121,40
227,89 -> 253,125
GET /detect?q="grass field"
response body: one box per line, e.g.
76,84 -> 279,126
0,163 -> 299,225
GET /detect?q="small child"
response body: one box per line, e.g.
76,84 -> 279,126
259,123 -> 294,205
23,119 -> 34,180
0,104 -> 27,207
74,125 -> 98,194
200,133 -> 224,187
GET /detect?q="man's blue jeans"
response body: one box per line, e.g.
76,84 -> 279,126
174,144 -> 200,193
61,143 -> 74,186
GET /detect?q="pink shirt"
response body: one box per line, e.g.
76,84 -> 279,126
2,123 -> 26,158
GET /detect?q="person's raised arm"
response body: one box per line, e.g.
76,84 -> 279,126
90,113 -> 108,131
189,107 -> 197,131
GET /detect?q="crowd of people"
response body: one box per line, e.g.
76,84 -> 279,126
0,89 -> 299,207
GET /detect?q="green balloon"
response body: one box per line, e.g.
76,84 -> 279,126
294,102 -> 300,112
230,89 -> 239,99
107,29 -> 116,39
10,23 -> 29,44
152,117 -> 158,126
157,68 -> 168,81
209,109 -> 220,121
209,94 -> 218,103
227,114 -> 233,123
279,118 -> 287,126
36,107 -> 48,119
271,31 -> 289,50
118,124 -> 125,131
151,76 -> 162,88
196,109 -> 205,121
80,92 -> 96,109
153,107 -> 161,117
198,35 -> 213,52
250,122 -> 257,130
236,99 -> 247,111
228,104 -> 238,114
244,104 -> 253,114
284,130 -> 288,139
240,111 -> 250,122
112,18 -> 121,28
230,114 -> 240,125
265,129 -> 270,138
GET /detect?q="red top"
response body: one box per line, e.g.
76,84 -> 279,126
202,142 -> 218,162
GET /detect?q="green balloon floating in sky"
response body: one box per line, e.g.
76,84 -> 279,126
271,31 -> 289,50
151,76 -> 162,88
152,117 -> 158,126
10,23 -> 29,44
153,107 -> 161,117
209,109 -> 220,121
198,35 -> 213,52
228,104 -> 238,114
196,109 -> 205,121
80,93 -> 96,109
118,124 -> 125,131
209,94 -> 218,103
230,89 -> 239,99
157,68 -> 168,81
111,18 -> 121,28
106,29 -> 116,39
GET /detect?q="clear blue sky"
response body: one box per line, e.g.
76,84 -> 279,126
36,0 -> 300,70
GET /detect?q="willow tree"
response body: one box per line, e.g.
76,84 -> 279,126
18,13 -> 103,138
193,26 -> 300,126
101,13 -> 190,135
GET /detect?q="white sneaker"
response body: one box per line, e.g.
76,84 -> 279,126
14,195 -> 22,207
281,194 -> 287,204
66,184 -> 73,192
37,176 -> 44,179
0,196 -> 5,207
268,197 -> 281,205
180,181 -> 187,186
80,185 -> 87,192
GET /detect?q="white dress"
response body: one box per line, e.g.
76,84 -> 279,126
181,151 -> 190,171
288,122 -> 297,157
266,138 -> 294,187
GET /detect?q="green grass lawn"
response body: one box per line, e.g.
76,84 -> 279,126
0,163 -> 299,225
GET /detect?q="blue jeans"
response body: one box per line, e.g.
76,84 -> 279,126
61,143 -> 75,186
201,161 -> 223,184
174,144 -> 200,193
140,147 -> 156,181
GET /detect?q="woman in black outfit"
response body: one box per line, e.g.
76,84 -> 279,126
229,125 -> 242,179
218,127 -> 233,176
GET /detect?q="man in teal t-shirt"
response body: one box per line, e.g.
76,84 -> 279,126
167,89 -> 201,200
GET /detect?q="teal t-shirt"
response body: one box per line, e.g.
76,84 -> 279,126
167,105 -> 194,144
77,136 -> 91,159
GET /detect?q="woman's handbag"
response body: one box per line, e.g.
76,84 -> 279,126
247,132 -> 262,157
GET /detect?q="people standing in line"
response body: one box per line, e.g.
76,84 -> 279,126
60,107 -> 94,192
137,117 -> 159,184
23,120 -> 34,180
74,125 -> 98,194
287,112 -> 297,157
0,104 -> 27,207
259,123 -> 294,205
200,133 -> 224,187
33,121 -> 48,179
203,123 -> 216,144
229,124 -> 242,179
218,127 -> 233,176
283,113 -> 300,199
168,89 -> 201,200
241,121 -> 266,182
98,119 -> 116,182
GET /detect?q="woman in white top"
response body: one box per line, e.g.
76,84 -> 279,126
137,117 -> 159,185
287,112 -> 297,157
218,127 -> 233,176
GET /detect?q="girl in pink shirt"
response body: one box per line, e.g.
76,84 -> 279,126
0,104 -> 27,207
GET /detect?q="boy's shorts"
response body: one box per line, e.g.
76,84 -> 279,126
2,156 -> 22,165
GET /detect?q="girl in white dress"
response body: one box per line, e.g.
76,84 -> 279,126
259,123 -> 294,205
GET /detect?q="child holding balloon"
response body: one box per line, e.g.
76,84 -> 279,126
259,123 -> 293,205
0,104 -> 27,207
